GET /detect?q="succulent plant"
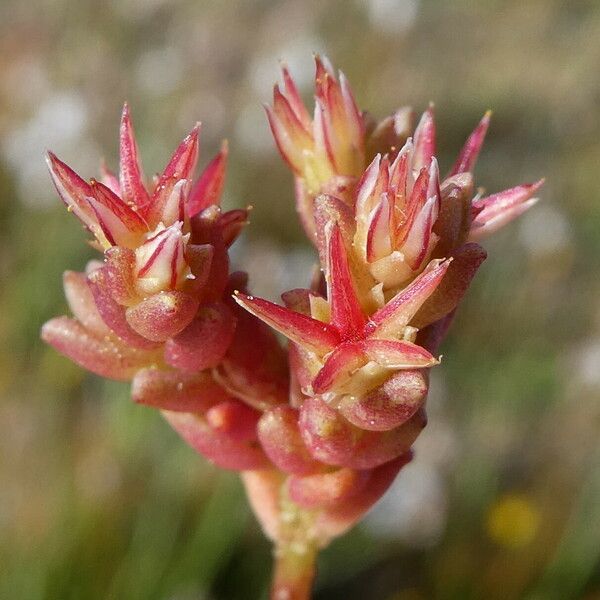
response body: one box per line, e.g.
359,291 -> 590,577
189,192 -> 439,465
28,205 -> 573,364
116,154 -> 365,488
42,57 -> 542,599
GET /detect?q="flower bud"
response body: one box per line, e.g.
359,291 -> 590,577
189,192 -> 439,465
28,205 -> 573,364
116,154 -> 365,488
134,222 -> 191,296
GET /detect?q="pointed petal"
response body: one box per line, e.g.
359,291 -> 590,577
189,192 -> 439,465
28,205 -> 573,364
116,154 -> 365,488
88,179 -> 147,248
46,152 -> 98,232
100,160 -> 120,195
413,243 -> 487,328
134,222 -> 191,295
470,179 -> 544,239
312,342 -> 366,394
366,193 -> 392,262
233,292 -> 339,355
367,259 -> 452,338
412,106 -> 436,171
360,338 -> 438,368
401,195 -> 439,270
187,140 -> 228,216
158,123 -> 200,183
327,223 -> 367,339
449,110 -> 491,176
119,103 -> 151,209
281,64 -> 311,128
265,103 -> 310,176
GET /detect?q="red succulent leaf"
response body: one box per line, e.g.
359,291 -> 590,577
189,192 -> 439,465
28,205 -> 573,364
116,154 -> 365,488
119,103 -> 151,209
412,243 -> 487,328
449,110 -> 491,176
125,290 -> 199,342
132,368 -> 231,412
164,302 -> 236,372
87,267 -> 160,349
258,406 -> 322,475
412,106 -> 436,171
339,370 -> 428,431
326,223 -> 367,339
188,141 -> 228,217
233,292 -> 340,355
205,400 -> 261,443
41,317 -> 158,381
366,259 -> 452,338
163,411 -> 270,471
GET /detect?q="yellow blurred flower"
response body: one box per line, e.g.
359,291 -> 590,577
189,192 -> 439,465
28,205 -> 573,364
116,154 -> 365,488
486,493 -> 540,549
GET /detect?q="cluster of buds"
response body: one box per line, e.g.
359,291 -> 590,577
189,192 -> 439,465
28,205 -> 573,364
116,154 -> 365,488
42,104 -> 288,471
42,58 -> 541,598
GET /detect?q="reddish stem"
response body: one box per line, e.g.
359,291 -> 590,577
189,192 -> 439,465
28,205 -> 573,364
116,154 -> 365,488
270,542 -> 317,600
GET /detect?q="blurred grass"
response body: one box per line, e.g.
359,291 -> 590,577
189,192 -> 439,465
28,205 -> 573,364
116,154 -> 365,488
1,0 -> 599,598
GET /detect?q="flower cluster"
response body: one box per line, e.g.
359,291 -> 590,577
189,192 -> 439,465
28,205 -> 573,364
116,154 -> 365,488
42,57 -> 541,598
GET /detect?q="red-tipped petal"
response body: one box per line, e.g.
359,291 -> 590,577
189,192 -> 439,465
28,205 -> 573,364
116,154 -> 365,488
449,111 -> 491,176
281,64 -> 311,128
233,292 -> 339,355
46,152 -> 98,232
470,179 -> 544,239
412,243 -> 487,328
164,123 -> 200,180
360,338 -> 438,368
265,104 -> 308,176
119,103 -> 151,209
132,368 -> 230,412
367,259 -> 452,338
327,223 -> 367,339
164,302 -> 236,372
312,342 -> 366,394
100,160 -> 120,195
125,290 -> 199,342
412,106 -> 436,171
366,193 -> 392,262
188,140 -> 228,216
88,179 -> 147,247
41,317 -> 157,381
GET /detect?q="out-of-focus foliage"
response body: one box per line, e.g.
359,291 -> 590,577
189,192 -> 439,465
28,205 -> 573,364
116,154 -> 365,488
0,1 -> 599,598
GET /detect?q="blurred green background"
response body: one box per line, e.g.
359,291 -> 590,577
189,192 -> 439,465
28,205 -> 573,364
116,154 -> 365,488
1,1 -> 599,598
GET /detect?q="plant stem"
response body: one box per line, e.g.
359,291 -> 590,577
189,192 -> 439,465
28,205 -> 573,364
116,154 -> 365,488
270,540 -> 318,600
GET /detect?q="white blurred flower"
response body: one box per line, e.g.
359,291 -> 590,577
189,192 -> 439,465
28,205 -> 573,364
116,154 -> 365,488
360,0 -> 419,35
